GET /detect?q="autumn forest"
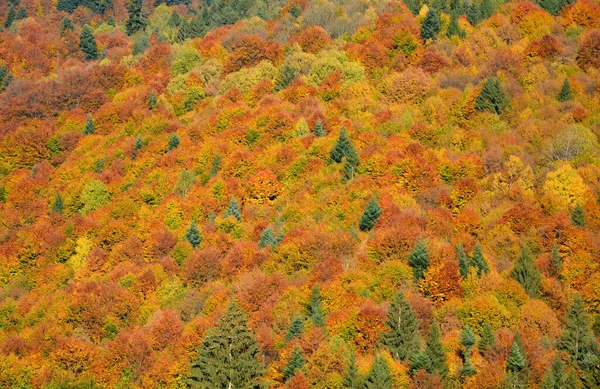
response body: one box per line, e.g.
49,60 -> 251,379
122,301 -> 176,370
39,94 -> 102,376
0,0 -> 600,387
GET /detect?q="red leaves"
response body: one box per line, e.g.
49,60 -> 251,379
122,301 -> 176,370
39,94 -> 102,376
223,35 -> 283,74
577,29 -> 600,69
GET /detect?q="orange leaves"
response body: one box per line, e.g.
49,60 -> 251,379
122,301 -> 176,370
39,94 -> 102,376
525,35 -> 562,58
290,26 -> 332,54
223,35 -> 283,75
510,2 -> 554,37
419,259 -> 463,304
149,310 -> 184,350
353,302 -> 386,352
562,0 -> 600,28
577,29 -> 600,69
246,169 -> 283,204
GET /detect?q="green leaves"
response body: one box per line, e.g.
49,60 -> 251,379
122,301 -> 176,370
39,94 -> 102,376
359,197 -> 382,232
475,77 -> 510,115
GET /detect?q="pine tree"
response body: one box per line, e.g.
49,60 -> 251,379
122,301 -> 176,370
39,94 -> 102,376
425,321 -> 448,377
167,134 -> 180,151
421,8 -> 441,41
460,326 -> 476,351
403,0 -> 422,15
224,198 -> 242,222
382,291 -> 421,361
133,34 -> 150,55
133,136 -> 143,159
330,128 -> 357,163
16,6 -> 26,20
550,243 -> 562,278
187,301 -> 265,388
511,246 -> 541,298
475,77 -> 510,115
80,25 -> 99,60
343,353 -> 362,389
274,64 -> 296,92
540,0 -> 561,16
61,17 -> 74,35
0,64 -> 13,92
559,295 -> 597,363
84,115 -> 95,135
541,358 -> 567,389
363,355 -> 393,389
4,5 -> 15,28
126,0 -> 146,35
466,2 -> 483,25
52,192 -> 64,213
409,352 -> 431,375
186,220 -> 202,248
507,340 -> 526,371
149,92 -> 157,109
471,244 -> 489,276
447,12 -> 466,38
358,197 -> 382,232
479,323 -> 495,354
314,120 -> 325,137
571,203 -> 585,227
258,226 -> 276,249
408,239 -> 430,281
461,357 -> 476,377
285,316 -> 304,343
457,244 -> 469,278
307,285 -> 325,327
283,346 -> 305,381
481,0 -> 494,18
558,78 -> 573,101
210,154 -> 221,176
57,0 -> 79,13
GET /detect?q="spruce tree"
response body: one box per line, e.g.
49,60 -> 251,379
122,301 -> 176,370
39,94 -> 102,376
481,0 -> 494,18
133,34 -> 150,55
504,339 -> 527,389
479,323 -> 495,354
457,244 -> 469,278
403,0 -> 421,15
283,346 -> 305,381
363,355 -> 393,389
84,115 -> 95,135
550,243 -> 562,278
558,78 -> 573,101
4,5 -> 15,28
258,226 -> 276,249
409,352 -> 431,375
285,316 -> 304,343
0,65 -> 13,92
466,2 -> 483,25
133,136 -> 143,159
540,0 -> 562,16
16,6 -> 26,20
381,291 -> 421,361
274,64 -> 295,92
57,0 -> 78,13
425,321 -> 448,377
460,326 -> 477,377
475,77 -> 510,115
330,128 -> 357,163
186,220 -> 202,248
80,25 -> 99,60
52,192 -> 64,213
471,244 -> 489,276
314,120 -> 325,137
571,203 -> 585,227
187,301 -> 265,389
307,285 -> 325,327
224,198 -> 242,222
447,12 -> 466,38
126,0 -> 146,35
461,357 -> 476,377
167,134 -> 180,151
408,239 -> 430,281
149,92 -> 157,110
61,17 -> 74,35
559,295 -> 597,363
511,246 -> 541,298
359,197 -> 382,232
343,353 -> 362,389
541,358 -> 567,389
421,8 -> 441,41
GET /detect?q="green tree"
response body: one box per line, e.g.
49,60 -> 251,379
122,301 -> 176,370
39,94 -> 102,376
61,17 -> 74,35
84,115 -> 95,135
504,340 -> 527,389
149,92 -> 157,109
133,34 -> 150,55
258,226 -> 276,249
571,203 -> 585,227
541,358 -> 571,389
359,197 -> 382,232
126,0 -> 146,35
481,0 -> 494,18
52,192 -> 64,214
558,78 -> 573,101
187,301 -> 265,388
343,353 -> 362,389
420,8 -> 441,41
559,295 -> 598,363
274,64 -> 296,92
466,2 -> 483,25
461,326 -> 477,377
363,355 -> 393,389
133,136 -> 143,159
409,352 -> 431,375
457,244 -> 469,278
80,25 -> 98,60
285,316 -> 304,343
307,285 -> 325,327
314,120 -> 325,137
224,198 -> 242,222
283,346 -> 305,381
461,357 -> 476,378
550,243 -> 562,278
479,323 -> 495,354
175,170 -> 195,197
167,134 -> 180,151
330,128 -> 358,164
16,6 -> 26,20
4,5 -> 15,28
471,244 -> 489,276
0,64 -> 13,92
382,291 -> 421,361
403,0 -> 422,15
425,321 -> 447,377
408,239 -> 430,281
540,0 -> 561,16
447,12 -> 466,38
511,246 -> 541,298
186,220 -> 202,248
475,77 -> 510,115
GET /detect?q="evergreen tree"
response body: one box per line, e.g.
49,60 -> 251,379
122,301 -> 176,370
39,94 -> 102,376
421,8 -> 441,41
559,295 -> 598,363
57,0 -> 79,13
450,0 -> 464,13
307,285 -> 325,327
95,157 -> 105,173
425,321 -> 448,377
285,316 -> 304,343
403,0 -> 422,15
186,220 -> 202,248
558,78 -> 573,101
314,120 -> 325,137
274,64 -> 296,92
461,357 -> 476,377
133,136 -> 143,159
283,346 -> 305,381
363,355 -> 393,389
148,92 -> 157,110
466,2 -> 483,25
210,154 -> 221,176
258,226 -> 276,249
479,323 -> 495,354
475,77 -> 510,114
16,6 -> 26,20
471,244 -> 489,276
507,340 -> 526,372
84,115 -> 95,135
343,353 -> 362,389
187,301 -> 265,388
382,291 -> 421,361
359,197 -> 382,232
166,134 -> 180,151
80,25 -> 98,60
126,0 -> 146,35
447,12 -> 466,38
409,352 -> 431,375
540,0 -> 561,16
457,244 -> 469,278
133,34 -> 150,55
330,128 -> 357,163
571,203 -> 585,227
460,326 -> 476,351
224,198 -> 242,222
541,358 -> 567,389
481,0 -> 494,18
61,17 -> 74,35
4,5 -> 15,28
511,246 -> 541,298
408,239 -> 430,281
0,65 -> 13,92
550,243 -> 562,278
168,10 -> 181,27
52,192 -> 64,214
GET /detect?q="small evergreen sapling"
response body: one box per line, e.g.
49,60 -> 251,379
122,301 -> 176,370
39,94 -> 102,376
186,220 -> 202,248
558,78 -> 573,101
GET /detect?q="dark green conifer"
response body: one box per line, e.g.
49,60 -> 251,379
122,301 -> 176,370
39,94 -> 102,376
425,321 -> 448,377
224,198 -> 242,222
314,120 -> 325,137
308,285 -> 325,327
479,323 -> 495,354
507,340 -> 526,372
186,220 -> 202,248
475,77 -> 510,115
558,78 -> 573,102
540,0 -> 561,16
550,243 -> 562,278
409,352 -> 431,375
460,326 -> 476,351
363,355 -> 393,389
283,346 -> 305,381
466,2 -> 483,25
52,192 -> 64,213
0,64 -> 13,92
461,357 -> 476,377
187,301 -> 265,388
133,34 -> 150,55
84,115 -> 95,135
166,134 -> 180,151
382,291 -> 421,361
408,239 -> 430,281
16,6 -> 26,20
210,154 -> 221,176
4,5 -> 15,28
61,17 -> 74,35
258,226 -> 276,249
343,353 -> 362,389
511,246 -> 541,298
447,12 -> 466,38
126,0 -> 146,35
285,316 -> 304,343
57,0 -> 78,13
571,203 -> 585,227
457,244 -> 469,278
559,295 -> 597,363
330,128 -> 357,163
149,92 -> 157,110
481,0 -> 494,18
80,25 -> 98,60
133,136 -> 143,159
358,197 -> 382,232
274,64 -> 296,92
471,244 -> 489,276
420,8 -> 441,41
403,0 -> 422,15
